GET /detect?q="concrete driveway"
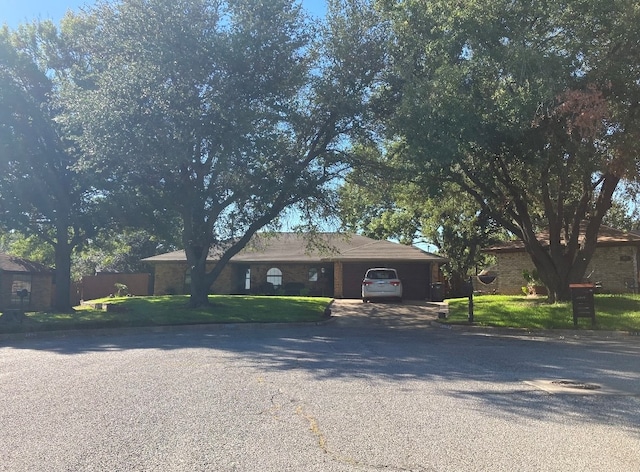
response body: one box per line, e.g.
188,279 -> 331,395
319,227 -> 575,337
328,299 -> 446,330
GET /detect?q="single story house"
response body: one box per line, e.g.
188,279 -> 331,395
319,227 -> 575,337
143,233 -> 448,300
482,225 -> 640,294
0,253 -> 53,312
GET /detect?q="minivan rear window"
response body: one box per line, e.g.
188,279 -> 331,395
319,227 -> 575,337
366,269 -> 397,280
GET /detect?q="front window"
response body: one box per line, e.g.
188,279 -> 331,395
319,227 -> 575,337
11,274 -> 32,306
245,268 -> 251,290
266,268 -> 282,288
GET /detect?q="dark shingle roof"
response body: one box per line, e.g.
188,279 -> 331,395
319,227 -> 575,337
143,233 -> 448,263
484,225 -> 640,253
0,253 -> 52,273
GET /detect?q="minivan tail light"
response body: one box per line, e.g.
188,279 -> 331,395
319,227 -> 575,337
362,280 -> 373,286
391,281 -> 401,286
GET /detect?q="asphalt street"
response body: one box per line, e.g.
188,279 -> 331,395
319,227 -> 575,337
1,300 -> 639,471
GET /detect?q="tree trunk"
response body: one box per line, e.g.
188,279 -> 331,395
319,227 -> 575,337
186,244 -> 211,308
52,237 -> 73,312
519,173 -> 619,303
189,275 -> 210,307
529,240 -> 590,303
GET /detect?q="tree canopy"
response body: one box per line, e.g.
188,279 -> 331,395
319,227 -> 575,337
375,0 -> 640,300
4,0 -> 638,309
61,0 -> 386,306
339,153 -> 506,295
0,22 -> 100,311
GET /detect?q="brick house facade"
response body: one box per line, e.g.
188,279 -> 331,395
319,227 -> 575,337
144,233 -> 448,300
0,253 -> 53,312
482,226 -> 640,295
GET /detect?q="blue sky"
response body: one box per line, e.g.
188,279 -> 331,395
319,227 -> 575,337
1,0 -> 327,29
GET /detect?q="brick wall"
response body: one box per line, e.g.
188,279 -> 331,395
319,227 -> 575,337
31,274 -> 53,311
495,252 -> 531,295
0,272 -> 52,312
495,246 -> 638,295
588,246 -> 638,292
248,263 -> 332,295
152,261 -> 334,296
153,262 -> 188,294
211,265 -> 234,294
152,262 -> 236,295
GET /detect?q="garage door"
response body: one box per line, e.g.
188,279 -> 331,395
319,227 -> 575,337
341,262 -> 432,299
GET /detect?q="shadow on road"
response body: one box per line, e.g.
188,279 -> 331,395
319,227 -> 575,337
2,299 -> 640,433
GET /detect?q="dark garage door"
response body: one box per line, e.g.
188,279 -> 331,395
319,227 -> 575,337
342,262 -> 432,299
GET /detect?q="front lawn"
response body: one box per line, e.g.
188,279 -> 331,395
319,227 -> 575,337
1,295 -> 333,334
446,294 -> 640,331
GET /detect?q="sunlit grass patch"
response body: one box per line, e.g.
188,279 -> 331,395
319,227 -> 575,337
446,294 -> 640,331
2,295 -> 332,334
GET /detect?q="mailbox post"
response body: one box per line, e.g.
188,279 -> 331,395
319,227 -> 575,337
569,283 -> 595,327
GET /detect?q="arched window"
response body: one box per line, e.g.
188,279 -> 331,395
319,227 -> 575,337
266,268 -> 282,288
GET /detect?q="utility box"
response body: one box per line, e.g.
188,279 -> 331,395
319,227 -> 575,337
569,283 -> 595,327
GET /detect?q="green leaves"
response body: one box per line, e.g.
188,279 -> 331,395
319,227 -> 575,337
0,22 -> 101,310
53,0 -> 387,306
362,0 -> 640,300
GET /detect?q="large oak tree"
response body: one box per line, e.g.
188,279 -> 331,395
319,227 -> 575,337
64,0 -> 386,306
377,0 -> 640,301
0,23 -> 100,311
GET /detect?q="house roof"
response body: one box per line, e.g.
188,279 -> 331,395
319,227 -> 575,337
0,253 -> 52,273
143,233 -> 448,264
484,225 -> 640,253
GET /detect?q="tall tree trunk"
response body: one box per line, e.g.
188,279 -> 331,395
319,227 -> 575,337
189,265 -> 211,307
185,242 -> 211,308
53,225 -> 73,312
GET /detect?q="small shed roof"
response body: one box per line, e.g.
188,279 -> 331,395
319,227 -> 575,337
143,233 -> 448,264
0,253 -> 52,273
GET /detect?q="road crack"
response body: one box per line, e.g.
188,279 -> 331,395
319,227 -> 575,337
295,404 -> 433,471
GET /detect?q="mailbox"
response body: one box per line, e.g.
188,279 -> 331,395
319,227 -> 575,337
569,283 -> 595,327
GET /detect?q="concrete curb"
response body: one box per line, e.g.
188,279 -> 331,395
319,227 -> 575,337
0,316 -> 335,343
430,319 -> 640,341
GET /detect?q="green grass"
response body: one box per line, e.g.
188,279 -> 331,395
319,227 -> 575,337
6,293 -> 640,335
446,294 -> 640,331
1,295 -> 333,334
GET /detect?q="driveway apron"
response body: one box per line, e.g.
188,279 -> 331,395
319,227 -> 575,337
328,299 -> 443,330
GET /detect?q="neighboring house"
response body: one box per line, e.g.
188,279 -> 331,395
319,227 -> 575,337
0,253 -> 53,312
143,233 -> 448,300
482,225 -> 640,295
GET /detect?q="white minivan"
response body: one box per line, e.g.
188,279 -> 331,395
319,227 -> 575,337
361,268 -> 403,303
